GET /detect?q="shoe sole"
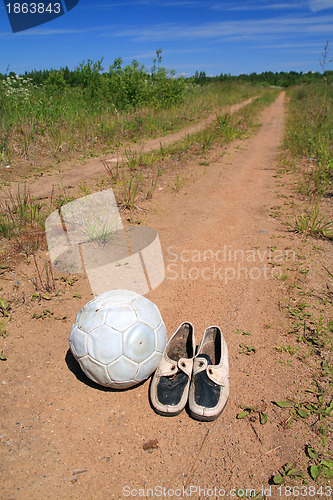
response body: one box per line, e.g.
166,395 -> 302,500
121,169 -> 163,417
151,406 -> 185,417
189,396 -> 229,422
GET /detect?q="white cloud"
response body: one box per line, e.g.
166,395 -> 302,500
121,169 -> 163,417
81,1 -> 204,10
212,1 -> 306,11
131,47 -> 208,59
100,15 -> 333,42
252,41 -> 324,48
0,28 -> 86,37
212,0 -> 333,12
308,0 -> 333,11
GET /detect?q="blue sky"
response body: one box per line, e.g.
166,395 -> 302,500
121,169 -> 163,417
1,0 -> 333,76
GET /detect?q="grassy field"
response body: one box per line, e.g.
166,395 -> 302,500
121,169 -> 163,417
271,83 -> 333,486
0,65 -> 274,262
0,85 -> 278,261
0,62 -> 260,175
282,84 -> 333,240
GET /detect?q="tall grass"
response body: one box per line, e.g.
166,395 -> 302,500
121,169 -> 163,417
102,88 -> 279,207
0,84 -> 276,259
0,56 -> 261,171
0,187 -> 46,254
191,90 -> 280,151
283,84 -> 333,238
284,85 -> 333,200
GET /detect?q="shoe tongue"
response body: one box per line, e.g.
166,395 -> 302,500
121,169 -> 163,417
197,353 -> 212,365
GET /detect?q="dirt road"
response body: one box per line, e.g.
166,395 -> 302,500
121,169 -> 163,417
0,97 -> 255,201
1,92 -> 330,498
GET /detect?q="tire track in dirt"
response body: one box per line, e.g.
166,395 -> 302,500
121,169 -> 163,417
0,97 -> 255,202
136,92 -> 298,493
2,92 -> 304,499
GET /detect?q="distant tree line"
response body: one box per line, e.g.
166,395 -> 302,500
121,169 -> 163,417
190,69 -> 333,87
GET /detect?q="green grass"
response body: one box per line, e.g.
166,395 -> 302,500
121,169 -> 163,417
282,84 -> 333,242
193,89 -> 279,148
0,67 -> 261,173
0,83 -> 277,259
0,187 -> 48,256
102,88 -> 278,205
292,205 -> 333,239
98,87 -> 278,207
284,84 -> 333,201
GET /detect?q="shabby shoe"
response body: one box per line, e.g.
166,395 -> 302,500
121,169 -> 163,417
188,326 -> 229,421
150,322 -> 195,416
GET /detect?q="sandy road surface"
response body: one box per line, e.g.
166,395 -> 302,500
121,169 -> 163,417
2,92 -> 329,499
0,97 -> 255,201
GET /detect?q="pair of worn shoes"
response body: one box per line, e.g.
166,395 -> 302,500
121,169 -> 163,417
150,322 -> 229,421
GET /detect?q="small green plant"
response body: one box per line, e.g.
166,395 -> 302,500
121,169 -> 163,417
172,173 -> 187,193
52,192 -> 75,210
119,171 -> 141,210
146,165 -> 162,200
200,131 -> 214,155
0,298 -> 10,317
81,214 -> 118,246
33,256 -> 56,293
32,308 -> 53,319
102,157 -> 120,183
0,188 -> 46,254
0,188 -> 44,228
235,329 -> 252,336
0,216 -> 14,238
305,446 -> 333,480
302,316 -> 332,349
275,344 -> 299,355
288,302 -> 311,321
239,344 -> 256,355
60,275 -> 78,286
279,359 -> 293,366
273,394 -> 332,429
0,320 -> 8,338
78,179 -> 90,197
292,206 -> 333,239
236,404 -> 268,425
123,148 -> 140,172
271,462 -> 305,485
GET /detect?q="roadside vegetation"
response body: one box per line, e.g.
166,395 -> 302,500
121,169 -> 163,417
2,50 -> 329,177
0,51 -> 277,263
283,84 -> 333,239
101,89 -> 279,209
0,53 -> 259,174
263,70 -> 333,488
0,85 -> 277,261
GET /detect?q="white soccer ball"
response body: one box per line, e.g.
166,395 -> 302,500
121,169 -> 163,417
69,290 -> 167,389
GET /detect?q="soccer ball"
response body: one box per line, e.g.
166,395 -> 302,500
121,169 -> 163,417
69,290 -> 167,389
